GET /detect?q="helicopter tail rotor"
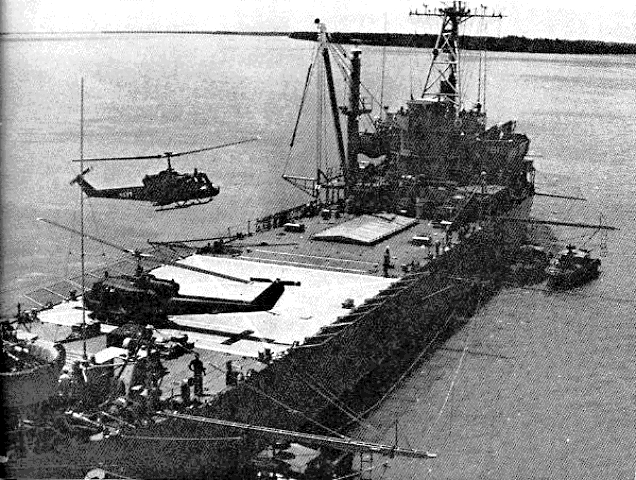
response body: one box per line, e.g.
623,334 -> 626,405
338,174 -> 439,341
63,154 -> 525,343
70,167 -> 92,185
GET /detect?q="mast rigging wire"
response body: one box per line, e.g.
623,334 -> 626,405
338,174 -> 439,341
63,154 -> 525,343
379,12 -> 388,114
205,354 -> 347,439
287,358 -> 383,435
340,285 -> 457,430
423,287 -> 487,446
289,62 -> 315,149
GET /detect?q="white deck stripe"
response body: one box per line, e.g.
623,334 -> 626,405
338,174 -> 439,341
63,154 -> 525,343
250,249 -> 378,265
237,256 -> 370,274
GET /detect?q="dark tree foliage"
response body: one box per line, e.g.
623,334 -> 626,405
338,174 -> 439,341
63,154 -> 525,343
290,31 -> 636,55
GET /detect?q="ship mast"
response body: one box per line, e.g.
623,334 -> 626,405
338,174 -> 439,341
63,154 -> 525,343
410,1 -> 502,113
79,78 -> 87,361
283,20 -> 350,201
315,21 -> 326,188
317,19 -> 348,200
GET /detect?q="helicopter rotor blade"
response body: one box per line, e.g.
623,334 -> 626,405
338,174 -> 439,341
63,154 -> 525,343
37,218 -> 250,284
72,153 -> 165,162
147,242 -> 250,284
71,137 -> 259,163
169,137 -> 260,158
162,261 -> 250,284
37,218 -> 143,256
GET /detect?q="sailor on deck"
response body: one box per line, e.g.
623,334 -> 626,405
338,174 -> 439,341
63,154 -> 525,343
179,378 -> 191,407
58,367 -> 72,400
383,247 -> 391,277
188,352 -> 206,396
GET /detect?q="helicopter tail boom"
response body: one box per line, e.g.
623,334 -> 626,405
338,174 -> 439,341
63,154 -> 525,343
165,280 -> 286,315
70,168 -> 147,200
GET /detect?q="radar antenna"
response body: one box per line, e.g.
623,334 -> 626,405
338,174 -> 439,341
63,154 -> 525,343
410,1 -> 504,111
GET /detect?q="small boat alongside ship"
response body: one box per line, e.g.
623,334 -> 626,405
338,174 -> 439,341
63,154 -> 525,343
546,244 -> 601,289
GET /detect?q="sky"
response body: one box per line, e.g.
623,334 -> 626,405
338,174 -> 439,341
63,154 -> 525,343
2,0 -> 636,43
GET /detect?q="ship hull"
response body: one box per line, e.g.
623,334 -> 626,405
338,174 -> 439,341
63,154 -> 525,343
6,196 -> 533,479
546,265 -> 600,289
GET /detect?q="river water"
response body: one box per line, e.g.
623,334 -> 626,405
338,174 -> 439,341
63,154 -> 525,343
1,34 -> 634,479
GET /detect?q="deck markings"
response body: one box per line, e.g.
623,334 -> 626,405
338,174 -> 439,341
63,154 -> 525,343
251,249 -> 378,265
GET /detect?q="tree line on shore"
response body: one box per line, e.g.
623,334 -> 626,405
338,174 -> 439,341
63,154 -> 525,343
290,31 -> 636,55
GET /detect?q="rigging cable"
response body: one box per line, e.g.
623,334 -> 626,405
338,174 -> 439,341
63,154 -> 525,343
287,358 -> 383,435
340,285 -> 458,429
482,6 -> 490,111
86,194 -> 107,261
490,12 -> 506,112
283,48 -> 319,180
203,353 -> 347,439
291,368 -> 379,432
380,12 -> 388,114
423,287 -> 485,446
476,5 -> 490,108
289,61 -> 315,149
409,32 -> 415,99
63,209 -> 77,281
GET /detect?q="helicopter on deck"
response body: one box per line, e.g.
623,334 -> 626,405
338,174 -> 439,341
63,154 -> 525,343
84,269 -> 290,326
70,138 -> 257,210
38,218 -> 298,327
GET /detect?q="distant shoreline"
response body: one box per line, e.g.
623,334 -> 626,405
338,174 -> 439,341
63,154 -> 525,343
1,30 -> 634,54
0,31 -> 289,36
290,32 -> 636,55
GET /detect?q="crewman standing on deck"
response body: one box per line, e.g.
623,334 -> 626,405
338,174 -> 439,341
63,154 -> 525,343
383,247 -> 391,277
58,367 -> 72,401
188,352 -> 206,396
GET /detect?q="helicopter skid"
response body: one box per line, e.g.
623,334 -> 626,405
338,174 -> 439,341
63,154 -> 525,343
155,198 -> 213,211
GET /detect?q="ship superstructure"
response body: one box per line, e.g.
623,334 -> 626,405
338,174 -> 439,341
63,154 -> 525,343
285,6 -> 534,233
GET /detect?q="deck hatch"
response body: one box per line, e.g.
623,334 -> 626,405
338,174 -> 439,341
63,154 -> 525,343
312,214 -> 417,245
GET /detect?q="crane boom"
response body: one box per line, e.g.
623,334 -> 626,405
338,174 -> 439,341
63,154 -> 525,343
160,412 -> 437,459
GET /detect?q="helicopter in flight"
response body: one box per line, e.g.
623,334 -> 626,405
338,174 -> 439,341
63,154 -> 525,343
38,218 -> 298,327
70,138 -> 258,210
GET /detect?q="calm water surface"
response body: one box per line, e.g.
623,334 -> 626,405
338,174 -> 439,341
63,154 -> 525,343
1,35 -> 634,478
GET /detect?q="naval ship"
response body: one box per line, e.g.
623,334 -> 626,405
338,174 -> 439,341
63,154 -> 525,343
3,4 -> 536,478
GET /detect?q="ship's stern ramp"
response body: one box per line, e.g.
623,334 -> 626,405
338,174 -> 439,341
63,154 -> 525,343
312,214 -> 417,245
